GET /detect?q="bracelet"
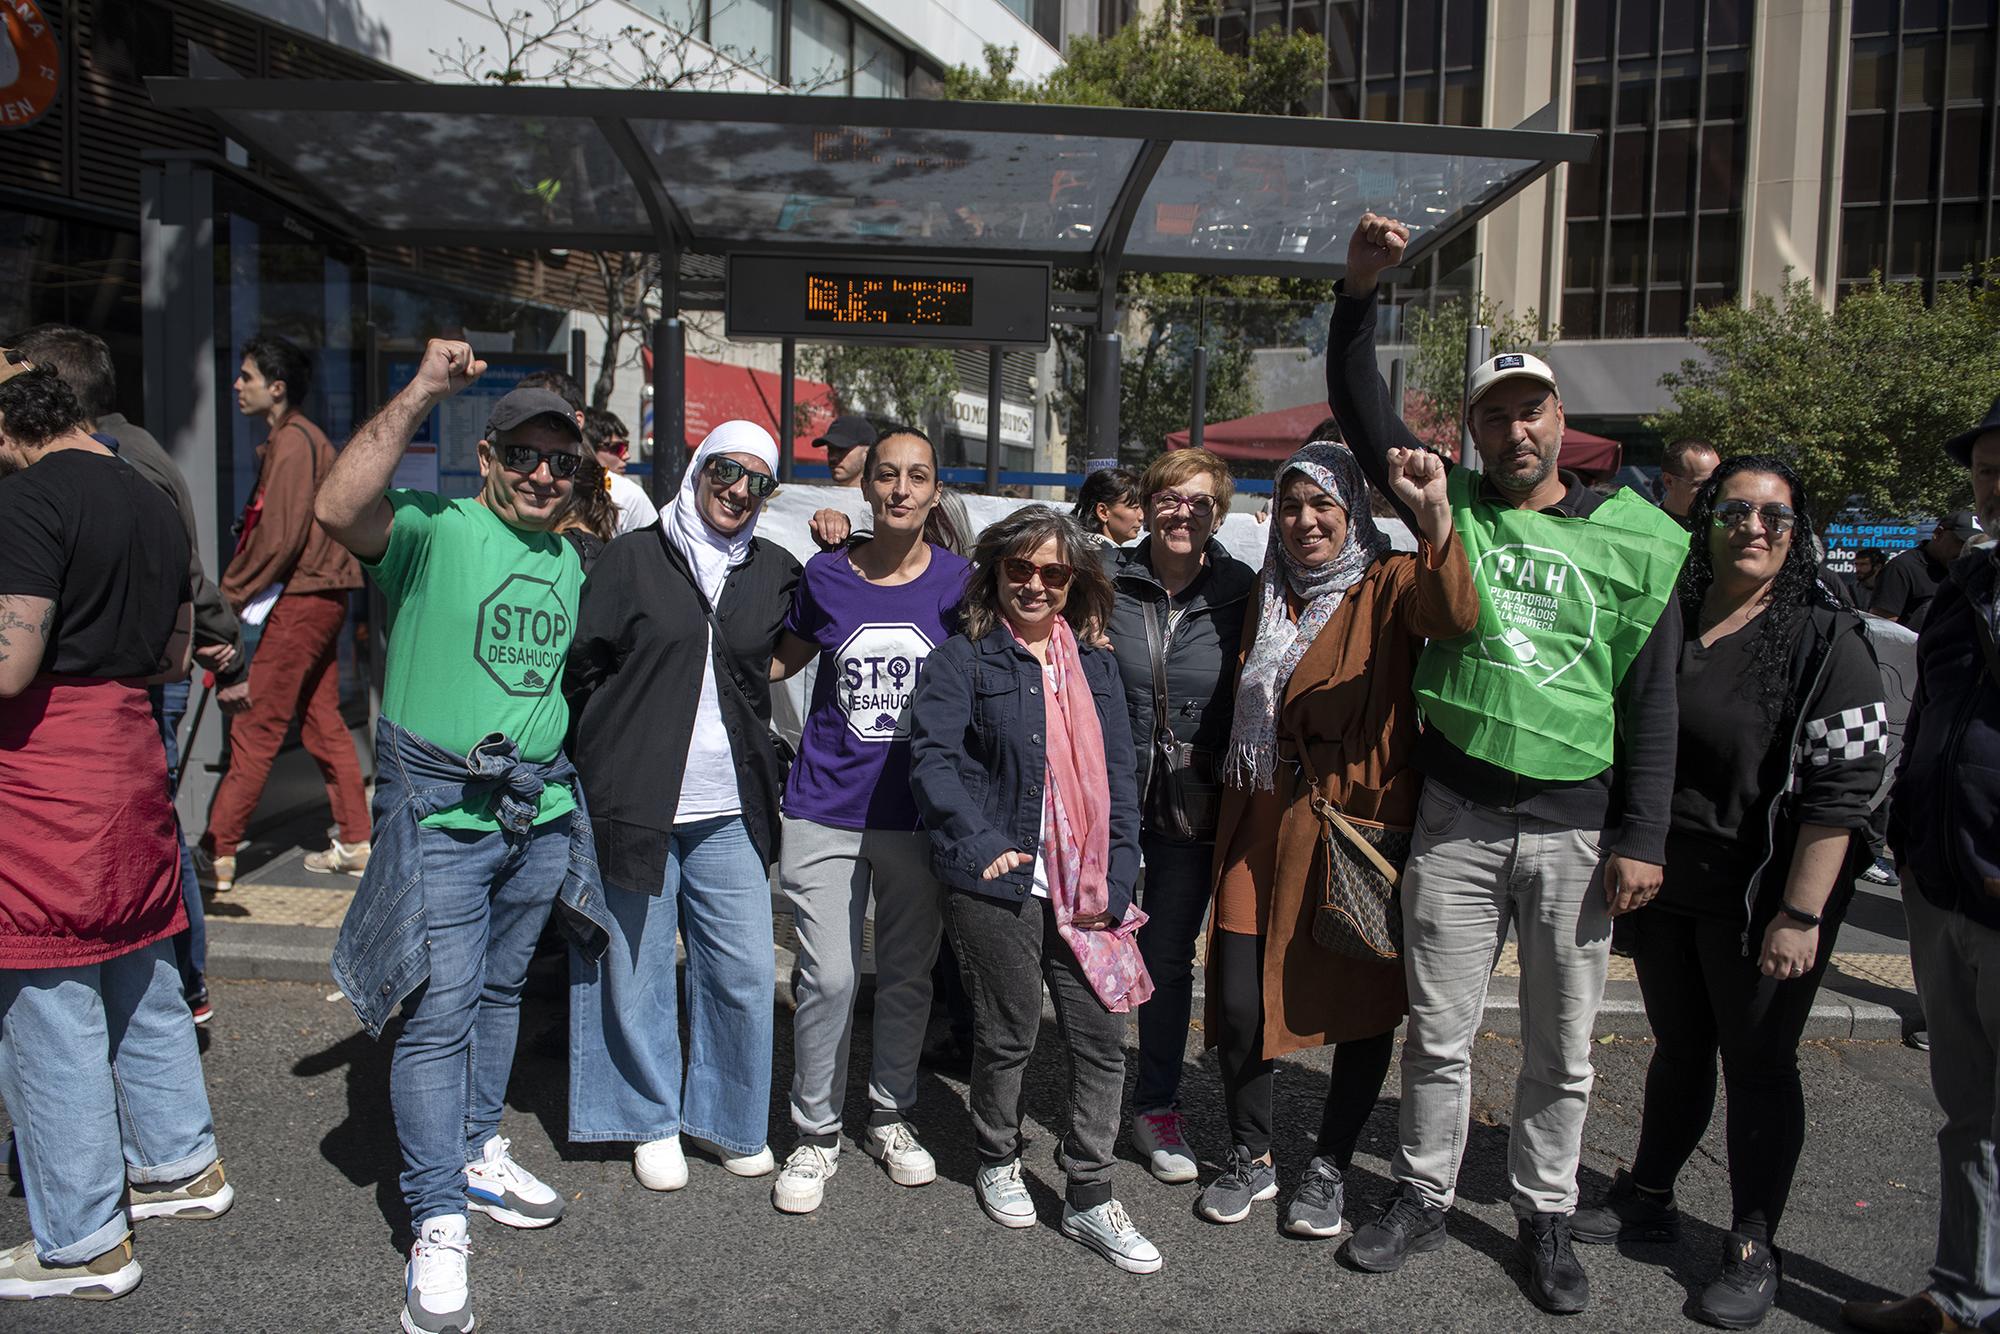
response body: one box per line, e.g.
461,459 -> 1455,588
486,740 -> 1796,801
1779,903 -> 1823,928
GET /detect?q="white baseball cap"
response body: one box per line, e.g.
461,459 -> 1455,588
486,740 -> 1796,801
1466,351 -> 1560,411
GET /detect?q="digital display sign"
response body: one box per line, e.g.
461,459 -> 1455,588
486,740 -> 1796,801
726,255 -> 1050,347
804,273 -> 975,328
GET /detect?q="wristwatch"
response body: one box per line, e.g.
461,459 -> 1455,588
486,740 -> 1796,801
1779,902 -> 1823,927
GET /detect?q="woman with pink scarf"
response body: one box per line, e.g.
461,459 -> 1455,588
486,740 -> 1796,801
907,506 -> 1158,1273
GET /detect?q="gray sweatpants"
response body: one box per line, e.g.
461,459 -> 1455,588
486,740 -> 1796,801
1392,782 -> 1612,1218
781,815 -> 944,1144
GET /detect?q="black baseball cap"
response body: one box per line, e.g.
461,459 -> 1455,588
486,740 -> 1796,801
484,387 -> 583,440
814,414 -> 876,455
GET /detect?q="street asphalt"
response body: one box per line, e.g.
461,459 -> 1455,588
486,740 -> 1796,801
0,976 -> 1944,1334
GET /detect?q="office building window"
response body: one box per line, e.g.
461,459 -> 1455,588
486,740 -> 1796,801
636,0 -> 909,93
1839,2 -> 1998,300
1563,0 -> 1755,339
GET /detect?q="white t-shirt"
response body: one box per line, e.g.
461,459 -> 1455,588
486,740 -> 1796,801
675,625 -> 743,824
607,470 -> 660,536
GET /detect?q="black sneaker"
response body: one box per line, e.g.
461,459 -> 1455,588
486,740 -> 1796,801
1344,1184 -> 1447,1273
1570,1169 -> 1681,1244
1196,1147 -> 1278,1224
1695,1232 -> 1781,1329
1283,1156 -> 1348,1238
1519,1212 -> 1589,1315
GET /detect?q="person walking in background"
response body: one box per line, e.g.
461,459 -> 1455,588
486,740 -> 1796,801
1872,511 -> 1984,631
1200,440 -> 1476,1236
0,369 -> 233,1303
1330,214 -> 1687,1315
1073,467 -> 1145,547
817,414 -> 877,487
316,343 -> 608,1334
909,507 -> 1159,1274
196,333 -> 371,892
1571,457 -> 1885,1329
1659,439 -> 1721,529
567,422 -> 799,1197
0,324 -> 243,1024
1097,446 -> 1255,1186
768,428 -> 969,1215
1843,398 -> 2000,1334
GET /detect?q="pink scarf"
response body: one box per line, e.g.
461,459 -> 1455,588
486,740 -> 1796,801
1018,616 -> 1153,1013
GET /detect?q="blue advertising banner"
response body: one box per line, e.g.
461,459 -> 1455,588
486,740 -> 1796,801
378,351 -> 564,499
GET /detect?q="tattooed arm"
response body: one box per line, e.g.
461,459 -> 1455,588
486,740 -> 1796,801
0,595 -> 54,698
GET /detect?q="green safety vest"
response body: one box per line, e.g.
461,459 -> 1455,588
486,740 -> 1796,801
1412,468 -> 1690,781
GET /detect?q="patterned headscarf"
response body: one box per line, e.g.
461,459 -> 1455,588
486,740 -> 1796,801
1222,442 -> 1393,791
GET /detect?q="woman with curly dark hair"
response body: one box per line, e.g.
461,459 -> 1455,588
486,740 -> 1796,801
555,454 -> 618,571
1571,455 -> 1888,1328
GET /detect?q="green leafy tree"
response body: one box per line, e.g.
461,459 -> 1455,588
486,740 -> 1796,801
1648,269 -> 2000,522
797,343 -> 957,433
1403,296 -> 1555,452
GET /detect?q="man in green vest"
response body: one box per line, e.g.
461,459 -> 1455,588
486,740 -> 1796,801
1325,213 -> 1688,1316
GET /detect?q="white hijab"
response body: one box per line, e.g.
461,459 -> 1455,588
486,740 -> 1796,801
665,420 -> 780,603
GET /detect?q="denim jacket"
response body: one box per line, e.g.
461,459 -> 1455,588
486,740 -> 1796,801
907,627 -> 1141,919
332,716 -> 611,1037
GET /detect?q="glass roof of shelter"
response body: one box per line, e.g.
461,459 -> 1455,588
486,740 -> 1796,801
146,81 -> 1594,279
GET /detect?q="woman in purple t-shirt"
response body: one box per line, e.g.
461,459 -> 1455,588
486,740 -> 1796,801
767,428 -> 970,1216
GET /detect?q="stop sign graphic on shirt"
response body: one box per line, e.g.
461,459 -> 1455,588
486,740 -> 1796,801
833,622 -> 935,742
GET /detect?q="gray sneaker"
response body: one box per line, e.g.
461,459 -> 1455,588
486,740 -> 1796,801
1197,1147 -> 1278,1224
975,1160 -> 1036,1229
1060,1198 -> 1163,1274
1283,1156 -> 1348,1238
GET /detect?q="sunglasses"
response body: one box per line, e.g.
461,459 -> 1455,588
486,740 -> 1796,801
1001,557 -> 1073,590
706,455 -> 777,497
1151,491 -> 1217,521
1713,500 -> 1797,535
601,438 -> 629,459
498,443 -> 583,479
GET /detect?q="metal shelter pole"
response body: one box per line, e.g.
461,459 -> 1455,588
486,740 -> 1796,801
985,346 -> 1003,493
655,316 -> 686,498
1460,322 -> 1490,471
1188,295 -> 1208,453
569,327 -> 587,392
779,337 -> 796,484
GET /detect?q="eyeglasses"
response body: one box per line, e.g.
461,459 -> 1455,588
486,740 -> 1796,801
705,456 -> 778,497
1150,491 -> 1217,521
498,443 -> 583,479
1713,500 -> 1797,535
1000,557 -> 1073,590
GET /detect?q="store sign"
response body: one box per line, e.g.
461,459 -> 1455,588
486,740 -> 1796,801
1,0 -> 61,130
950,391 -> 1032,447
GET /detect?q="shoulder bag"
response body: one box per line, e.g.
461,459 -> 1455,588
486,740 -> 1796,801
1139,597 -> 1221,841
1298,742 -> 1411,961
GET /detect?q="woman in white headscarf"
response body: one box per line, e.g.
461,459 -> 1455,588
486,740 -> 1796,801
566,421 -> 804,1192
1194,439 -> 1478,1239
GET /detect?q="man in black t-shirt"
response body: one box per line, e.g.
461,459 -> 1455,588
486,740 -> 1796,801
1872,512 -> 1982,630
0,370 -> 231,1303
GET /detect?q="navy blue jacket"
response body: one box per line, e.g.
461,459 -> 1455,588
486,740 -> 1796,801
907,625 -> 1142,919
1891,546 -> 2000,928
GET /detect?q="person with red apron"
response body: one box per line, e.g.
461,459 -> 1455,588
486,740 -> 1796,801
0,368 -> 233,1303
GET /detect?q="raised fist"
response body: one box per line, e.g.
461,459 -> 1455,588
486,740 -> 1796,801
1345,212 -> 1411,292
1386,445 -> 1448,511
412,339 -> 486,402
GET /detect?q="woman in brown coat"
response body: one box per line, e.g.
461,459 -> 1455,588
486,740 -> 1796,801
1197,440 -> 1477,1237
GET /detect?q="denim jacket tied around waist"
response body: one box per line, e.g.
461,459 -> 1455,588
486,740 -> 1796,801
331,715 -> 610,1037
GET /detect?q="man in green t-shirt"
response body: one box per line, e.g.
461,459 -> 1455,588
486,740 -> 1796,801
316,340 -> 586,1334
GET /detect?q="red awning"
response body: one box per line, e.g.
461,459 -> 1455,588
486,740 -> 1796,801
1166,401 -> 1624,479
645,347 -> 839,461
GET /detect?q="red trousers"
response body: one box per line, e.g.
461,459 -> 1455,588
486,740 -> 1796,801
202,591 -> 371,854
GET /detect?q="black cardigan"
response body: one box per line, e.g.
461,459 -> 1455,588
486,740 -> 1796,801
566,523 -> 801,891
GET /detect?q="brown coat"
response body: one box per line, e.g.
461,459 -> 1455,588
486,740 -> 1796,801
1205,534 -> 1480,1058
219,415 -> 360,610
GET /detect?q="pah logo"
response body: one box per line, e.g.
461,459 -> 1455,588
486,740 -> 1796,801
835,622 -> 935,742
474,574 -> 572,697
1472,543 -> 1597,685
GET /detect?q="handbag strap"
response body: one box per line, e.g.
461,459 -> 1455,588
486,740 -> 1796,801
1294,732 -> 1404,887
1139,597 -> 1174,744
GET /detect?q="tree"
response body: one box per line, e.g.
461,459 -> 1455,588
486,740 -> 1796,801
1649,268 -> 2000,522
1403,296 -> 1555,453
797,343 -> 957,432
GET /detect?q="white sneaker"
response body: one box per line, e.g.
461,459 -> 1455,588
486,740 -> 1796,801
634,1135 -> 688,1192
861,1121 -> 936,1187
1131,1110 -> 1198,1184
975,1160 -> 1037,1229
772,1143 -> 839,1214
402,1214 -> 472,1334
687,1136 -> 775,1178
464,1136 -> 564,1228
1061,1198 -> 1163,1275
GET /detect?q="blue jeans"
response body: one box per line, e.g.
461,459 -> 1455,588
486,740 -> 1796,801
570,815 -> 773,1155
150,680 -> 206,992
0,941 -> 218,1263
1906,883 -> 2000,1326
389,819 -> 565,1226
1132,832 -> 1215,1113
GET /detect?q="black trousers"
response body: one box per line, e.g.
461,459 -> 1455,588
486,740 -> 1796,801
1627,900 -> 1846,1243
1214,930 -> 1398,1164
